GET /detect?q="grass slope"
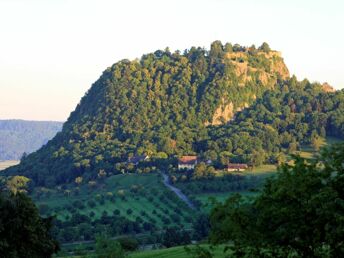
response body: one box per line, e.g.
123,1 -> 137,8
35,173 -> 193,229
130,245 -> 227,258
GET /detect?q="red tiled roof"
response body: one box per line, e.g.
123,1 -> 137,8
227,163 -> 248,169
178,156 -> 197,165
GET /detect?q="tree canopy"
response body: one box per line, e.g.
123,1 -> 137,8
0,192 -> 59,257
209,143 -> 344,257
4,42 -> 344,187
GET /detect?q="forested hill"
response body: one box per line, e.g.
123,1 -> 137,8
4,41 -> 344,186
0,120 -> 62,160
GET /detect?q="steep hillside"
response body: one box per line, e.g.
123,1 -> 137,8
0,120 -> 62,160
4,41 -> 344,187
201,78 -> 344,164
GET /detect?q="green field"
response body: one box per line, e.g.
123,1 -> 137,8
130,244 -> 228,258
190,165 -> 275,209
55,244 -> 228,258
193,190 -> 257,207
0,160 -> 19,171
35,173 -> 193,228
294,136 -> 343,160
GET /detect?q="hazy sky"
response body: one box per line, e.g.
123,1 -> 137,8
0,0 -> 343,121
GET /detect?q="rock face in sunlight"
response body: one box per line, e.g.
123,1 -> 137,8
4,41 -> 344,187
322,82 -> 336,92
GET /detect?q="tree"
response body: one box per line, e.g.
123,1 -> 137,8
20,152 -> 28,161
117,237 -> 139,251
95,235 -> 125,258
162,227 -> 191,248
209,143 -> 344,257
0,192 -> 59,257
259,42 -> 271,53
192,213 -> 210,240
209,40 -> 224,59
311,134 -> 322,151
75,176 -> 83,185
6,176 -> 30,194
193,162 -> 207,179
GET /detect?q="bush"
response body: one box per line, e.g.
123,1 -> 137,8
73,200 -> 85,210
118,237 -> 139,251
87,200 -> 96,208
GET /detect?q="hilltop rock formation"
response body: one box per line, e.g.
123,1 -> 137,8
322,82 -> 336,93
7,41 -> 343,187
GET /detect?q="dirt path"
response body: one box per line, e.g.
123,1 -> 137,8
161,173 -> 196,210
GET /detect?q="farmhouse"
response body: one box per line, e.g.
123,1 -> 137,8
178,156 -> 198,170
127,155 -> 149,165
227,163 -> 248,172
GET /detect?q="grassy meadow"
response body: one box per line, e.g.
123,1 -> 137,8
35,173 -> 194,229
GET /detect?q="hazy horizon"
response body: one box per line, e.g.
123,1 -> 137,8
1,0 -> 343,121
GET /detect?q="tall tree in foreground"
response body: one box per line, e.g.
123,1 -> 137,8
209,143 -> 344,258
0,192 -> 59,258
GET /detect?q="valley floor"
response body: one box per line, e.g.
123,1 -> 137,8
0,160 -> 19,171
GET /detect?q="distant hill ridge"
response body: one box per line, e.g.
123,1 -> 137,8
0,119 -> 62,160
4,41 -> 344,186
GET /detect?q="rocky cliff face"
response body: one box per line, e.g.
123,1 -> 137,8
206,49 -> 290,125
226,50 -> 289,85
322,82 -> 336,93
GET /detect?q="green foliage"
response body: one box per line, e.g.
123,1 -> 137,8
193,163 -> 216,180
0,192 -> 59,257
95,235 -> 126,258
4,42 -> 344,188
201,80 -> 344,167
258,42 -> 271,53
209,143 -> 344,257
117,237 -> 139,251
185,245 -> 213,258
192,213 -> 210,240
5,176 -> 30,194
162,227 -> 191,248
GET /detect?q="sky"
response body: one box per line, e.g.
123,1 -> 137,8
0,0 -> 343,121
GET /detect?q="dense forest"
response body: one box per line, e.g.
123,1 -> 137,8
4,41 -> 344,187
0,120 -> 62,160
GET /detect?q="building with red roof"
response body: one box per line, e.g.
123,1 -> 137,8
178,156 -> 198,170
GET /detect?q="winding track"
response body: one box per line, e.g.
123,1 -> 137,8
161,173 -> 196,210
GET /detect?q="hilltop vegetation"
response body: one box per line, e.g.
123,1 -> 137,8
4,41 -> 344,188
0,120 -> 62,160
